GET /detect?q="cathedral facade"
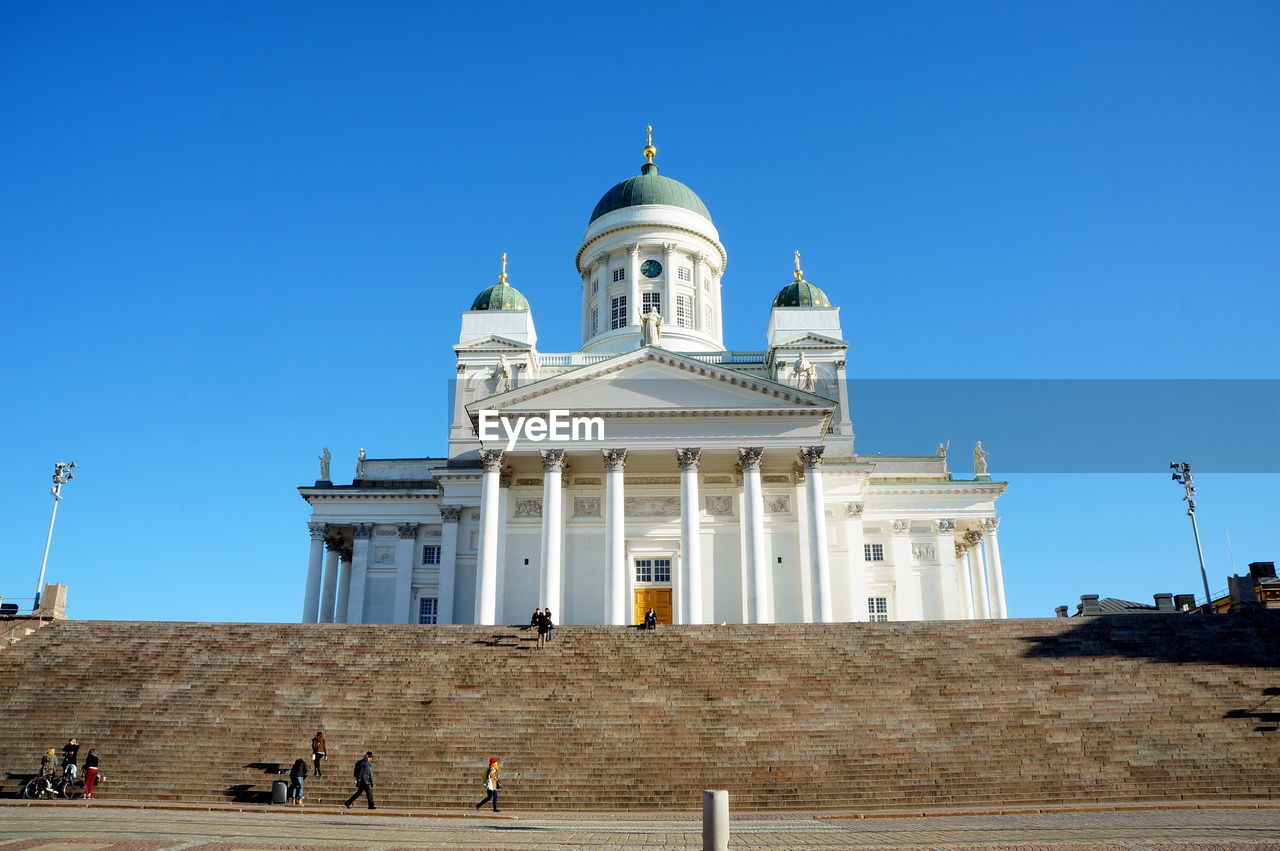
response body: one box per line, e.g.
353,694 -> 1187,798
298,137 -> 1008,627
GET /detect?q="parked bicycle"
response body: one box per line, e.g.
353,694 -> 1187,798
22,771 -> 84,800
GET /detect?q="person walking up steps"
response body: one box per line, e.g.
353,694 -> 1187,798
310,731 -> 326,777
475,757 -> 501,812
344,751 -> 375,809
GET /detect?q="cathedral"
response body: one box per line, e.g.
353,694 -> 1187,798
298,132 -> 1008,627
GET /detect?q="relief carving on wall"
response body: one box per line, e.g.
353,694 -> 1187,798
373,547 -> 396,565
765,495 -> 791,514
513,498 -> 543,518
624,496 -> 681,517
574,497 -> 601,517
911,542 -> 937,561
704,495 -> 734,516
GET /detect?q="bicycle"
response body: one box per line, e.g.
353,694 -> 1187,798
22,772 -> 84,800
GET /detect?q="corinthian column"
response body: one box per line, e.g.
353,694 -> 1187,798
603,448 -> 628,624
320,537 -> 340,623
393,523 -> 419,625
626,243 -> 641,326
303,522 -> 326,623
475,450 -> 503,625
677,448 -> 703,624
844,502 -> 867,621
739,447 -> 769,623
540,449 -> 565,612
437,505 -> 461,624
965,529 -> 990,618
346,524 -> 374,624
936,519 -> 963,620
984,518 -> 1007,618
890,520 -> 917,621
800,447 -> 832,623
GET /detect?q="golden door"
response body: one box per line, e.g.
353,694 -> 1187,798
633,588 -> 673,625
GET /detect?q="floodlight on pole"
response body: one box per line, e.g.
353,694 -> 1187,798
33,461 -> 76,612
1169,461 -> 1212,612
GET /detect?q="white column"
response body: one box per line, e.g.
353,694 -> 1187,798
936,519 -> 963,620
345,524 -> 373,624
474,450 -> 503,625
959,544 -> 979,619
627,243 -> 641,326
303,522 -> 326,623
800,448 -> 833,623
677,448 -> 703,624
967,529 -> 991,618
691,252 -> 705,332
438,505 -> 461,624
334,550 -> 351,624
739,447 -> 769,623
540,449 -> 565,611
984,518 -> 1008,618
320,540 -> 340,623
662,242 -> 677,327
393,523 -> 419,625
834,359 -> 854,443
713,268 -> 725,342
843,502 -> 867,621
890,520 -> 918,621
603,449 -> 628,625
595,252 -> 610,338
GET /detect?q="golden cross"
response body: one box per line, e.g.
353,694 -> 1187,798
500,252 -> 508,281
794,250 -> 803,277
646,125 -> 653,147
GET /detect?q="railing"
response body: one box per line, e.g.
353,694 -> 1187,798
537,350 -> 767,368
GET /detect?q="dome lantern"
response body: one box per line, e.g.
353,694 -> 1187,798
772,250 -> 832,308
470,252 -> 531,311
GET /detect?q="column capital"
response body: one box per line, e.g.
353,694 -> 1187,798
956,542 -> 967,560
480,449 -> 504,472
834,359 -> 846,371
791,461 -> 806,484
352,523 -> 375,539
691,251 -> 707,264
891,519 -> 912,536
982,517 -> 1001,533
799,446 -> 825,469
499,465 -> 514,488
626,242 -> 641,256
324,536 -> 343,552
397,523 -> 420,539
963,529 -> 983,548
844,501 -> 864,518
936,518 -> 957,533
737,447 -> 765,470
662,241 -> 678,254
676,447 -> 702,471
439,504 -> 462,523
540,448 -> 566,473
602,448 -> 628,471
307,522 -> 327,540
595,251 -> 610,266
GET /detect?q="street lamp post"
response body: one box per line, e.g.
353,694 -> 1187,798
33,461 -> 76,612
1170,461 -> 1212,612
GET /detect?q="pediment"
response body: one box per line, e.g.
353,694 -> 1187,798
770,332 -> 848,350
453,335 -> 534,352
467,347 -> 834,418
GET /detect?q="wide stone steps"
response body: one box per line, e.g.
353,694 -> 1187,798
0,616 -> 1276,810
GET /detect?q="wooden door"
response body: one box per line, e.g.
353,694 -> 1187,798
634,588 -> 673,625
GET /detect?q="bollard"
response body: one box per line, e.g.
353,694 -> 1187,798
702,789 -> 729,851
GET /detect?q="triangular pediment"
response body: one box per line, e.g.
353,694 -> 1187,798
466,347 -> 834,417
453,335 -> 534,352
769,332 -> 848,350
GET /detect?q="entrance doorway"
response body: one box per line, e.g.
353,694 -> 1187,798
634,588 -> 673,625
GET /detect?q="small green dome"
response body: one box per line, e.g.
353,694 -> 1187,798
773,279 -> 832,308
589,162 -> 712,225
470,282 -> 530,311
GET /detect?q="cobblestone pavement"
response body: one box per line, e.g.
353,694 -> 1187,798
1,806 -> 1279,849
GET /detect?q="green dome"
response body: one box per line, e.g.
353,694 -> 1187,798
470,281 -> 530,311
773,279 -> 832,308
589,162 -> 712,224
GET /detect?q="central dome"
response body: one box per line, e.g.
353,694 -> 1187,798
588,162 -> 711,225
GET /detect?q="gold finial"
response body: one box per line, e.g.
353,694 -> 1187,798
793,250 -> 805,281
643,124 -> 657,163
498,252 -> 508,284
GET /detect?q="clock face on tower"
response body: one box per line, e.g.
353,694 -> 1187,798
640,260 -> 663,278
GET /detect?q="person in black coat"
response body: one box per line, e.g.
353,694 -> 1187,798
288,757 -> 308,805
343,752 -> 375,809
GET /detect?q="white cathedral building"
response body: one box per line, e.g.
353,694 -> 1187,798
298,135 -> 1008,627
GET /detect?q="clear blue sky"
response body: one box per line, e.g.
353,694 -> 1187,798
3,1 -> 1277,622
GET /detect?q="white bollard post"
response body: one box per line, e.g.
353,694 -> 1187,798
702,789 -> 729,851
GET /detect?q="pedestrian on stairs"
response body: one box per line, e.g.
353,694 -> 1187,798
310,731 -> 326,776
543,609 -> 555,643
343,751 -> 376,810
475,757 -> 501,812
83,749 -> 100,799
288,757 -> 308,805
536,609 -> 550,649
644,608 -> 657,630
530,608 -> 543,631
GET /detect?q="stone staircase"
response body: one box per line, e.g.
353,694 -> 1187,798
0,615 -> 1277,811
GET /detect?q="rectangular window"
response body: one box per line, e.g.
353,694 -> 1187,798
703,277 -> 712,292
868,597 -> 889,622
591,311 -> 599,336
591,279 -> 598,293
610,295 -> 628,330
676,294 -> 693,328
642,291 -> 661,315
704,305 -> 713,331
677,266 -> 691,282
422,545 -> 441,565
418,597 -> 439,624
612,267 -> 626,283
864,543 -> 884,562
634,558 -> 672,583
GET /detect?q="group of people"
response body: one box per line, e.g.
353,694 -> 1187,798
529,608 -> 554,648
38,737 -> 102,798
298,733 -> 502,814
